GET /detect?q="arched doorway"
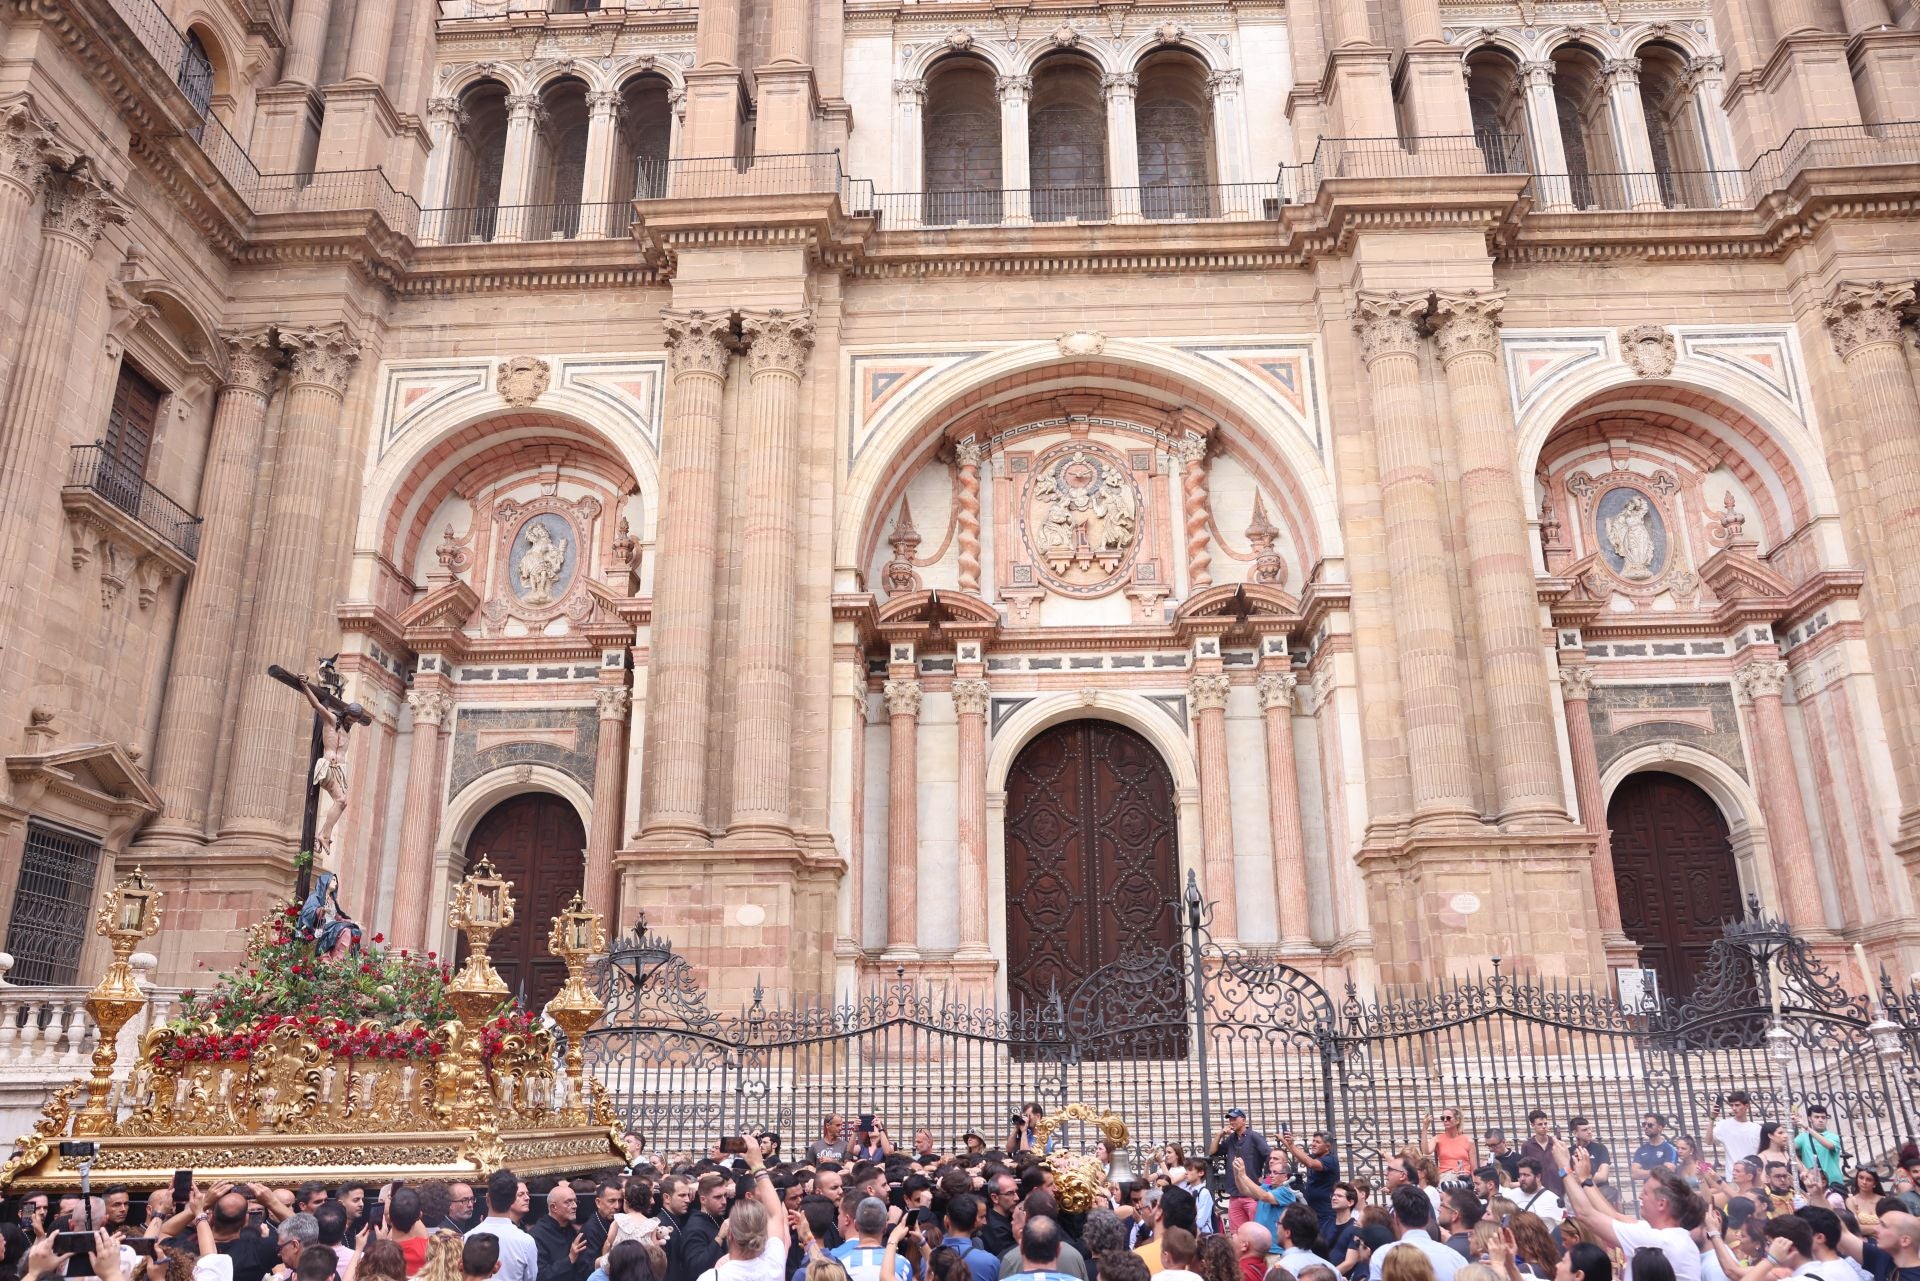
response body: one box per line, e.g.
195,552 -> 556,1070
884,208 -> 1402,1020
1004,719 -> 1180,1018
458,793 -> 586,1010
1607,771 -> 1743,1002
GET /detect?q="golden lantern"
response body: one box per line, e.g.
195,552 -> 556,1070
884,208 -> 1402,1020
543,892 -> 606,1124
75,869 -> 162,1135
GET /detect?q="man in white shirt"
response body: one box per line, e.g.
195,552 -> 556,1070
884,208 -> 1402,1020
1277,1206 -> 1339,1277
1370,1187 -> 1465,1281
466,1170 -> 540,1281
1500,1160 -> 1564,1227
1713,1093 -> 1762,1181
1561,1150 -> 1703,1281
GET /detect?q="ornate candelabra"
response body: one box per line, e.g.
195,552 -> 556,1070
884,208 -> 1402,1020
76,869 -> 161,1135
543,893 -> 606,1124
444,856 -> 514,1132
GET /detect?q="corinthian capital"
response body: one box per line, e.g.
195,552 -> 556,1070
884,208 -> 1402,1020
740,308 -> 816,378
1557,664 -> 1597,700
1823,280 -> 1915,360
1188,673 -> 1231,711
0,101 -> 63,198
220,326 -> 282,397
995,74 -> 1033,101
1735,660 -> 1788,701
1428,288 -> 1506,364
1353,291 -> 1428,365
1255,671 -> 1298,712
662,308 -> 733,378
407,689 -> 455,726
951,678 -> 990,716
279,323 -> 362,393
883,678 -> 922,718
43,163 -> 128,247
1101,71 -> 1139,95
1601,58 -> 1641,85
594,685 -> 633,720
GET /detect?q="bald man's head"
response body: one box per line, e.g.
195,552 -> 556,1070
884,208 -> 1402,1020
1877,1211 -> 1920,1260
1234,1222 -> 1273,1260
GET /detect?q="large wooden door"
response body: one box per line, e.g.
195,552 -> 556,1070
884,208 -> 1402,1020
1004,720 -> 1180,1021
460,794 -> 586,1011
1608,772 -> 1743,1002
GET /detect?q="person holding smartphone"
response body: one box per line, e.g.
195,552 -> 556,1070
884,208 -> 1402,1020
1278,1129 -> 1341,1243
849,1119 -> 892,1164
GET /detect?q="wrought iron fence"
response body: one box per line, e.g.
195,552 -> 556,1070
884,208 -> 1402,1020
66,444 -> 202,560
586,879 -> 1920,1189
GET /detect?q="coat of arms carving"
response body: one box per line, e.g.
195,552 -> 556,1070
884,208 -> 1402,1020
496,356 -> 551,407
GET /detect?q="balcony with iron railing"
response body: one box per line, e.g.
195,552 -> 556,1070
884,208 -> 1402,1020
64,444 -> 202,564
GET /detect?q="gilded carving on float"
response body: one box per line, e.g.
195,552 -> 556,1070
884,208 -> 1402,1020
1019,441 -> 1142,596
0,865 -> 622,1192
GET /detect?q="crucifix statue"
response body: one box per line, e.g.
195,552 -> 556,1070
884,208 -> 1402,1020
268,657 -> 372,901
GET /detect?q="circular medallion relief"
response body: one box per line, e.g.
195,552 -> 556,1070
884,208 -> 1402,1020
1019,441 -> 1143,597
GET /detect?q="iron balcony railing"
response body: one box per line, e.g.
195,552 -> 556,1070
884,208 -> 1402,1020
417,200 -> 636,245
636,151 -> 872,206
861,181 -> 1287,230
252,169 -> 422,236
66,444 -> 202,562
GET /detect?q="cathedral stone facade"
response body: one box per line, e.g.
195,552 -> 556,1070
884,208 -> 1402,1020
2,0 -> 1919,1012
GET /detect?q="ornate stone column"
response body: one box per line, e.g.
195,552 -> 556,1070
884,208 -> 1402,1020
1682,58 -> 1742,206
1823,281 -> 1920,845
495,94 -> 545,237
1256,671 -> 1312,951
1177,431 -> 1213,592
1353,291 -> 1476,827
218,324 -> 362,845
343,0 -> 398,85
418,98 -> 467,243
953,677 -> 992,961
579,91 -> 624,237
587,685 -> 631,915
1556,664 -> 1624,941
388,686 -> 453,949
0,167 -> 126,719
1103,72 -> 1142,221
1736,660 -> 1824,929
639,309 -> 732,846
1206,70 -> 1252,211
1601,60 -> 1662,208
997,76 -> 1033,224
142,329 -> 282,843
1519,62 -> 1574,211
0,106 -> 58,405
728,309 -> 814,843
1189,672 -> 1240,943
882,677 -> 922,959
1429,290 -> 1568,827
888,79 -> 926,218
282,0 -> 334,86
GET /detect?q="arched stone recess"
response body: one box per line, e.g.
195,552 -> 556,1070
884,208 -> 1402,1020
428,766 -> 594,953
981,691 -> 1202,1006
1600,745 -> 1773,913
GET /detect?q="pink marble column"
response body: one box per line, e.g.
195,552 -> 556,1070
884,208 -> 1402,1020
1354,291 -> 1476,826
388,685 -> 452,949
1429,290 -> 1568,826
143,329 -> 281,843
1189,672 -> 1240,943
1737,659 -> 1824,929
588,685 -> 632,917
952,677 -> 992,960
1556,665 -> 1623,937
728,310 -> 814,842
1256,671 -> 1312,950
639,309 -> 731,845
219,325 -> 363,844
954,439 -> 983,595
0,168 -> 127,719
882,676 -> 922,959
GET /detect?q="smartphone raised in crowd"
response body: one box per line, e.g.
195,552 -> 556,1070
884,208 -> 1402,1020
173,1171 -> 195,1204
718,1137 -> 749,1154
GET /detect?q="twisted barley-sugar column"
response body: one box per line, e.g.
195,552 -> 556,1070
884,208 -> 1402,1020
1556,665 -> 1623,936
219,324 -> 361,837
388,686 -> 453,948
728,309 -> 814,840
1189,672 -> 1240,943
1824,281 -> 1920,833
1738,661 -> 1824,928
0,168 -> 125,715
1256,672 -> 1313,949
1179,433 -> 1213,592
144,330 -> 282,841
1353,291 -> 1476,824
1430,290 -> 1569,826
883,678 -> 922,957
955,438 -> 983,595
953,678 -> 992,959
587,685 -> 632,915
639,309 -> 731,843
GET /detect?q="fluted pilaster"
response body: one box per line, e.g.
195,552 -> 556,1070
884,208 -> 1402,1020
1557,665 -> 1623,937
588,685 -> 632,914
953,677 -> 992,959
883,678 -> 922,958
1189,672 -> 1239,942
1736,661 -> 1823,929
1256,672 -> 1312,949
388,686 -> 453,948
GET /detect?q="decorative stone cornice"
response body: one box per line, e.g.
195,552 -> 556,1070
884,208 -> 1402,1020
1353,291 -> 1427,365
42,163 -> 128,247
1735,660 -> 1788,701
407,689 -> 455,726
279,323 -> 362,393
1428,288 -> 1506,364
1823,280 -> 1914,360
1255,671 -> 1298,712
740,308 -> 815,378
219,326 -> 281,397
594,685 -> 633,720
1557,664 -> 1597,700
1188,673 -> 1231,711
662,308 -> 732,378
883,678 -> 922,718
951,678 -> 990,716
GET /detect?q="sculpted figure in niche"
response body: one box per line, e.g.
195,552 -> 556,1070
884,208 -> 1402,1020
1604,494 -> 1658,581
1096,468 -> 1136,550
1034,474 -> 1074,553
517,521 -> 569,604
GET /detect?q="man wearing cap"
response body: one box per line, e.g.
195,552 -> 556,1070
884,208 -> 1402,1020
1213,1109 -> 1273,1234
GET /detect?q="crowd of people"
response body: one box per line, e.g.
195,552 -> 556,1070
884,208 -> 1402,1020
5,1095 -> 1919,1281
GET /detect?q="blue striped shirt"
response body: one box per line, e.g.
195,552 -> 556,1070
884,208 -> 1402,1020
830,1243 -> 913,1281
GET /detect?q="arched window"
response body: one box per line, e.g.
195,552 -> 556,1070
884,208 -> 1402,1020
178,30 -> 215,126
615,75 -> 675,202
1550,47 -> 1613,209
451,80 -> 509,242
535,77 -> 590,237
1029,55 -> 1108,222
1465,49 -> 1526,172
1637,43 -> 1710,206
923,57 -> 1002,225
1134,51 -> 1214,218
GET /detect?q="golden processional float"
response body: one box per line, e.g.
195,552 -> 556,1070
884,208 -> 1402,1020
0,859 -> 624,1190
